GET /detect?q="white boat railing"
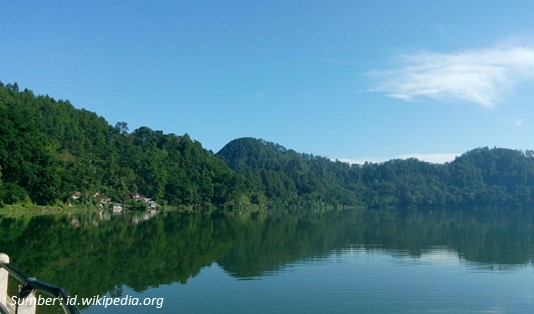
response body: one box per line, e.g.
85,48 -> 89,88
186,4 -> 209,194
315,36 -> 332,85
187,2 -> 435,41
0,253 -> 80,314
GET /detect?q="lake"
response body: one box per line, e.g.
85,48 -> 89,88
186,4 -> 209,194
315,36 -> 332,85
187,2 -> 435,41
1,209 -> 533,313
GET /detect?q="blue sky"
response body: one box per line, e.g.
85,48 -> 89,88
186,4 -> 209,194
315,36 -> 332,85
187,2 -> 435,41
2,1 -> 534,163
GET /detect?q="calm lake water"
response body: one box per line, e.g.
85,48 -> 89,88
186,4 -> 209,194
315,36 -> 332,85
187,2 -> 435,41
1,209 -> 533,313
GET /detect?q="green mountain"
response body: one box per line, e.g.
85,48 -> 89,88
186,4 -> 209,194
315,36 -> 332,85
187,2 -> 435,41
2,81 -> 534,211
218,138 -> 534,210
216,137 -> 364,208
0,82 -> 251,209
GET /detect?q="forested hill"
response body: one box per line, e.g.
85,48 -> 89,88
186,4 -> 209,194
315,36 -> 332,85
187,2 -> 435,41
0,82 -> 253,209
1,81 -> 534,211
217,138 -> 534,209
217,138 -> 365,208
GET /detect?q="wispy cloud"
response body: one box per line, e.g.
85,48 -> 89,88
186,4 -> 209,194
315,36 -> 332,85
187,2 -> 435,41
336,153 -> 459,165
370,45 -> 534,108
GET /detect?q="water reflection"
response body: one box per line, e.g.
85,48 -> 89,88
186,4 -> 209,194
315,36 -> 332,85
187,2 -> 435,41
0,208 -> 532,307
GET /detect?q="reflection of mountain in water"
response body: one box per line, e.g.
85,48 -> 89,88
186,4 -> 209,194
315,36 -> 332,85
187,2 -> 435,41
0,209 -> 533,305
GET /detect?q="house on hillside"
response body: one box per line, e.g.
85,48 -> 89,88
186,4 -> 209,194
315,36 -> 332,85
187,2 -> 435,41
99,197 -> 112,207
72,191 -> 82,200
112,204 -> 123,213
128,193 -> 159,211
130,193 -> 142,200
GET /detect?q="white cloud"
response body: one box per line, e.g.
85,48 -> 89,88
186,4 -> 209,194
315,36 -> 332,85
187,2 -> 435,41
370,45 -> 534,108
335,153 -> 459,165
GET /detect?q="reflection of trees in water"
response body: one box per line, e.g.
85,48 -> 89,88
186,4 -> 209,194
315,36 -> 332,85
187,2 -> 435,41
0,212 -> 224,304
217,209 -> 534,277
0,209 -> 533,305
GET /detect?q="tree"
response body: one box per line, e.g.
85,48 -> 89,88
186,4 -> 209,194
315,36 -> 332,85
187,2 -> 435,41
2,182 -> 30,204
114,122 -> 129,134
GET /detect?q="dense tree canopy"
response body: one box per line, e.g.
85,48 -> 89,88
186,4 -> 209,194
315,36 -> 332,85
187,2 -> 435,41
0,82 -> 250,209
218,138 -> 534,210
1,81 -> 534,211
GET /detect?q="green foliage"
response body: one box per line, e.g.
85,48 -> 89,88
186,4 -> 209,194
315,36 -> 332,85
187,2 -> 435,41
127,199 -> 148,211
217,138 -> 364,209
0,82 -> 253,209
1,182 -> 30,204
2,82 -> 534,211
218,138 -> 534,210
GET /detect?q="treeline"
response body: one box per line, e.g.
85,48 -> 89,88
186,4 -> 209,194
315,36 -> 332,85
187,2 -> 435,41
0,82 -> 251,209
1,81 -> 534,211
218,138 -> 534,209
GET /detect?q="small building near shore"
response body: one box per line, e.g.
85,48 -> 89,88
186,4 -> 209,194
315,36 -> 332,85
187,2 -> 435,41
112,204 -> 123,213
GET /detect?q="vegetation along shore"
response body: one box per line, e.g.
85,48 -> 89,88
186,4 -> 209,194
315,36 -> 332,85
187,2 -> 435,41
1,81 -> 534,213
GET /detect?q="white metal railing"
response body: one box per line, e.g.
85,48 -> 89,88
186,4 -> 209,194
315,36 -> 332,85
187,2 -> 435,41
0,253 -> 80,314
